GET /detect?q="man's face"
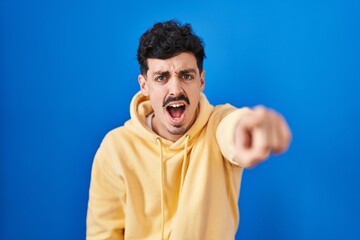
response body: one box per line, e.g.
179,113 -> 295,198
138,52 -> 205,142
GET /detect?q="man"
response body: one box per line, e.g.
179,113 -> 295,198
87,20 -> 291,240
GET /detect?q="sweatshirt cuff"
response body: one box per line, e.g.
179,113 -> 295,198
216,108 -> 251,166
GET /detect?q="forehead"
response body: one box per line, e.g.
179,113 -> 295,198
147,52 -> 199,74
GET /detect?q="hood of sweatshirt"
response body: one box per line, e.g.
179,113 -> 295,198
124,91 -> 214,151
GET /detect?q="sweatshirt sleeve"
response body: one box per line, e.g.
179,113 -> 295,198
216,107 -> 251,166
86,153 -> 126,240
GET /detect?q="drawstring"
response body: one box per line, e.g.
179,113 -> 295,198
156,137 -> 165,240
180,134 -> 190,194
156,135 -> 190,239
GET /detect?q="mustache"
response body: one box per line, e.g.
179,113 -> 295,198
163,94 -> 190,107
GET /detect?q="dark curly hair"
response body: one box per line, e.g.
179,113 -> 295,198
137,20 -> 206,75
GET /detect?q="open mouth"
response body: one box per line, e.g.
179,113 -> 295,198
166,103 -> 186,119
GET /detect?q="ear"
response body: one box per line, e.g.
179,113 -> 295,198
138,74 -> 149,96
200,70 -> 205,91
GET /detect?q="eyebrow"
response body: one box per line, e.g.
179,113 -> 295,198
152,68 -> 198,76
153,70 -> 170,76
179,68 -> 197,75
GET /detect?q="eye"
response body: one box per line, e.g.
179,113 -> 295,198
155,75 -> 167,82
183,74 -> 193,80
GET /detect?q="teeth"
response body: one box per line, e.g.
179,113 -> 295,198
168,103 -> 184,107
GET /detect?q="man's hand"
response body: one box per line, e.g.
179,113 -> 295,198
234,106 -> 292,168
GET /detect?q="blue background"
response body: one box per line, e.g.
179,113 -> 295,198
1,0 -> 359,239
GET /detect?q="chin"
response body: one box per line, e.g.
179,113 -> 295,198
168,126 -> 187,136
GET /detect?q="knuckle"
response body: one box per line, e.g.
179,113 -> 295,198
237,153 -> 260,168
242,158 -> 259,168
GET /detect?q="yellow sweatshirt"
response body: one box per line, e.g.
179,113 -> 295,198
87,92 -> 250,240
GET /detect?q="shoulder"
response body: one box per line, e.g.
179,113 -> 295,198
95,126 -> 135,159
208,104 -> 237,125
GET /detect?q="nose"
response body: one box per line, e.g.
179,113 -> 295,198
167,77 -> 184,96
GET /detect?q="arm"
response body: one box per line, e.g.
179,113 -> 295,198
216,106 -> 292,168
86,156 -> 126,240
